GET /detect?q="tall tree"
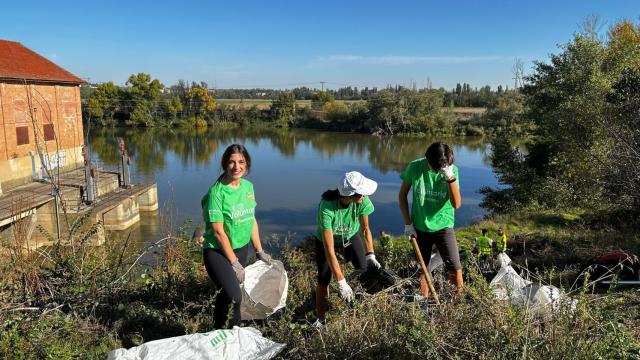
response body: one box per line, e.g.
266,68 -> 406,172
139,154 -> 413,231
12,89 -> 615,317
125,73 -> 164,126
88,82 -> 122,125
482,19 -> 640,214
271,91 -> 296,127
186,86 -> 217,119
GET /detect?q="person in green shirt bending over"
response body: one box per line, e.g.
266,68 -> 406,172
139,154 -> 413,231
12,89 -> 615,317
198,144 -> 272,329
399,142 -> 463,298
313,171 -> 380,328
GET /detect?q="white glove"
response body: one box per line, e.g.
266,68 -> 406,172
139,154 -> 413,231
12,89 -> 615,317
256,250 -> 272,265
231,260 -> 245,283
366,252 -> 381,269
404,224 -> 417,238
337,279 -> 354,302
192,225 -> 205,246
439,164 -> 455,182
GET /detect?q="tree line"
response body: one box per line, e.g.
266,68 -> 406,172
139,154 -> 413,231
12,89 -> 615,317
83,77 -> 524,136
481,18 -> 640,219
204,83 -> 508,106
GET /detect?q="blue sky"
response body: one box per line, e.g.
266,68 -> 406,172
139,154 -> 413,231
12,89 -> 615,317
2,1 -> 638,90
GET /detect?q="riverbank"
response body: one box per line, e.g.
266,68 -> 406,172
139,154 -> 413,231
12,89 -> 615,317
1,210 -> 639,359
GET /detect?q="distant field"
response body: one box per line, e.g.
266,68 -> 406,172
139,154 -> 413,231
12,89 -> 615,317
215,99 -> 363,109
453,107 -> 485,114
216,99 -> 485,114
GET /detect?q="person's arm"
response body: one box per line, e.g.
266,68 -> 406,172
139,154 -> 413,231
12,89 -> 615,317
211,222 -> 238,263
250,218 -> 263,253
360,215 -> 374,253
399,181 -> 412,225
447,181 -> 462,209
322,229 -> 344,281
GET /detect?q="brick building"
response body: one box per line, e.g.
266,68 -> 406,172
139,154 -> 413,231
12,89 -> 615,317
0,40 -> 85,193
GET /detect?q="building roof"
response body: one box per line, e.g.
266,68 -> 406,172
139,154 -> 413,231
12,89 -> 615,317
0,40 -> 85,85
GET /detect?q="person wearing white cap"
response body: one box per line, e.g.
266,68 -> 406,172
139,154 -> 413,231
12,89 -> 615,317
312,171 -> 379,328
399,142 -> 463,298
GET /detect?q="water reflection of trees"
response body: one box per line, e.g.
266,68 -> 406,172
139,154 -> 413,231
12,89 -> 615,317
89,127 -> 491,175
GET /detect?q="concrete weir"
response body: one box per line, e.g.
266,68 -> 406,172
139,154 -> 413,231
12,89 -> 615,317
0,168 -> 158,248
92,184 -> 158,231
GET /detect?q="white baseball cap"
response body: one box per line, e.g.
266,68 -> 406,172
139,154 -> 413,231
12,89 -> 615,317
338,171 -> 378,196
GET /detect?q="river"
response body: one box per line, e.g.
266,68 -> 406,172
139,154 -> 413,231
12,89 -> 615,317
89,127 -> 498,249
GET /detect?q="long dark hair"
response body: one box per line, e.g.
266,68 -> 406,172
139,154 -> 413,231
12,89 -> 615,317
215,144 -> 251,183
425,142 -> 454,171
321,189 -> 341,201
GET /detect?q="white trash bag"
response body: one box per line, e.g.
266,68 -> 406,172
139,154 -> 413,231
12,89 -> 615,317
107,326 -> 285,360
427,251 -> 444,273
490,265 -> 532,305
489,261 -> 578,316
241,260 -> 288,320
496,252 -> 512,268
524,284 -> 578,317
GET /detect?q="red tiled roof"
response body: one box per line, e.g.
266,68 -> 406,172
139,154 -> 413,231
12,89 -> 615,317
0,40 -> 85,85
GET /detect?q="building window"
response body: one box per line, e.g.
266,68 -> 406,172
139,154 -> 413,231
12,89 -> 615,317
16,126 -> 29,145
43,124 -> 55,141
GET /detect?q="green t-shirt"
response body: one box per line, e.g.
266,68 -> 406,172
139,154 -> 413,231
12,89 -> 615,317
316,196 -> 374,244
201,178 -> 257,250
400,158 -> 459,232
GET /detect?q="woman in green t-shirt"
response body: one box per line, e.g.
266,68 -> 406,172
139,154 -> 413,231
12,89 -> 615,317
399,142 -> 463,298
198,144 -> 272,329
313,171 -> 380,328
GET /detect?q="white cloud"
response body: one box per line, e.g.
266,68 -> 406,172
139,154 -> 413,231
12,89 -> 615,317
320,54 -> 512,65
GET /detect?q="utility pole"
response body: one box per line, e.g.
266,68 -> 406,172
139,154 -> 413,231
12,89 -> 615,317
320,81 -> 326,91
512,58 -> 524,89
119,138 -> 131,188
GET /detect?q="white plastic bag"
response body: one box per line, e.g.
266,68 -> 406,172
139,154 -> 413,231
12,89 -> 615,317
427,251 -> 443,273
489,261 -> 577,316
524,284 -> 578,317
107,326 -> 285,360
489,265 -> 532,305
241,260 -> 288,320
496,252 -> 512,267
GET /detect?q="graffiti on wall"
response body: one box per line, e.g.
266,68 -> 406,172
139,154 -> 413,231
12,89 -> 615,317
42,150 -> 66,172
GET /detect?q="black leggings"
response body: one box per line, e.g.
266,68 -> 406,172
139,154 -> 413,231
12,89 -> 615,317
315,233 -> 366,287
415,228 -> 462,271
203,244 -> 249,329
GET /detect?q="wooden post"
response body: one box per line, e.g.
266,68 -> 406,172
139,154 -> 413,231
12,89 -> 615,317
411,235 -> 440,305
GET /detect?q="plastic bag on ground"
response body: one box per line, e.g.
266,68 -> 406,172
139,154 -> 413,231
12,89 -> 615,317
489,260 -> 578,316
241,260 -> 288,320
107,326 -> 285,360
428,251 -> 443,273
524,284 -> 578,317
358,266 -> 396,294
496,252 -> 512,267
489,265 -> 531,305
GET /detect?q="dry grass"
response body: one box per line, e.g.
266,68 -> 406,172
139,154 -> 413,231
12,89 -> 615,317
1,211 -> 640,359
452,107 -> 486,114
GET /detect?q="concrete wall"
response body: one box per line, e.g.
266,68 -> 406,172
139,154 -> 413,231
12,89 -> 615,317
0,146 -> 83,189
3,200 -> 105,250
138,184 -> 158,211
0,82 -> 84,190
102,197 -> 140,231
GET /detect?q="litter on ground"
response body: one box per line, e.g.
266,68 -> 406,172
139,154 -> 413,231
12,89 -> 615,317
107,326 -> 285,360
